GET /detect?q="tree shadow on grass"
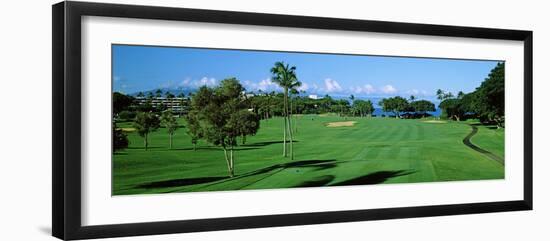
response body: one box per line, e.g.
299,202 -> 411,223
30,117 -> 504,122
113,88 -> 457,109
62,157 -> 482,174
243,140 -> 299,147
240,159 -> 342,178
172,146 -> 219,151
294,175 -> 335,187
173,146 -> 261,151
471,123 -> 499,130
137,176 -> 228,189
330,170 -> 416,186
134,159 -> 343,190
127,146 -> 163,150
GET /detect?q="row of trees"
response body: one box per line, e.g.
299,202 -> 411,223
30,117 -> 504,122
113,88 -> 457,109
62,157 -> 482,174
437,62 -> 505,127
378,96 -> 436,118
113,109 -> 181,152
248,93 -> 375,118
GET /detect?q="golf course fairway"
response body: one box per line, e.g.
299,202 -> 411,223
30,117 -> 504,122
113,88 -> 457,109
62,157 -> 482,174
113,116 -> 504,195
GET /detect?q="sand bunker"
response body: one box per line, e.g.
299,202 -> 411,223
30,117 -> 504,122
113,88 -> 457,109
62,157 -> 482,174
422,120 -> 447,124
119,127 -> 136,132
326,121 -> 357,127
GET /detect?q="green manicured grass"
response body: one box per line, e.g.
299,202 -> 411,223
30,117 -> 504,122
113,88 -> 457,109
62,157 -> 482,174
470,124 -> 505,158
113,115 -> 504,195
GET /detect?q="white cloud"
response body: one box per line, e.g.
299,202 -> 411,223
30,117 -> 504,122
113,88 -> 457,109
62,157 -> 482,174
179,78 -> 191,87
406,89 -> 429,96
349,84 -> 376,95
297,82 -> 309,92
113,76 -> 121,82
177,77 -> 217,88
240,78 -> 282,92
381,85 -> 397,94
324,78 -> 343,92
364,84 -> 376,94
198,77 -> 217,86
258,78 -> 278,91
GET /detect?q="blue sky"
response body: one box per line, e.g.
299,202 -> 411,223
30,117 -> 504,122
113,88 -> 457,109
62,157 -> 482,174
112,45 -> 500,101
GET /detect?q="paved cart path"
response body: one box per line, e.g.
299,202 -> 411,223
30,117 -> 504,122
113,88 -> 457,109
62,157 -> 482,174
463,124 -> 505,165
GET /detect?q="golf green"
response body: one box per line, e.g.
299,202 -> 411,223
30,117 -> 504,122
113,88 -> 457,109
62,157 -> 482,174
113,116 -> 504,195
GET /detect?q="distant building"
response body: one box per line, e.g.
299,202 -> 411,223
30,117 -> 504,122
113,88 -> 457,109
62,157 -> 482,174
135,97 -> 188,114
308,94 -> 319,100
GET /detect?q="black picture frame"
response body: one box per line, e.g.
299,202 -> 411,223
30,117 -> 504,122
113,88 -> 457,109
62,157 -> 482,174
52,1 -> 533,240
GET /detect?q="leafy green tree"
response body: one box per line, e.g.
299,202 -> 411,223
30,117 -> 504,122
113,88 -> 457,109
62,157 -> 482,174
185,109 -> 202,151
364,100 -> 374,117
410,100 -> 436,117
439,98 -> 464,121
271,61 -> 301,160
118,110 -> 136,121
379,96 -> 409,118
353,99 -> 374,117
436,63 -> 504,126
112,122 -> 129,152
436,89 -> 454,100
160,110 -> 179,149
133,112 -> 160,150
188,78 -> 260,177
475,62 -> 505,127
457,91 -> 465,99
335,99 -> 350,117
232,110 -> 260,145
113,92 -> 134,114
352,100 -> 374,117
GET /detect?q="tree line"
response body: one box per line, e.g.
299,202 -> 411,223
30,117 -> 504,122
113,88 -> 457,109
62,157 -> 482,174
437,62 -> 504,128
378,96 -> 436,119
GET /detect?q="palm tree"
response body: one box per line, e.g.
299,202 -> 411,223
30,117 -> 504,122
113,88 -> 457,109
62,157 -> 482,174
457,91 -> 465,99
436,89 -> 444,100
271,61 -> 301,160
349,95 -> 355,116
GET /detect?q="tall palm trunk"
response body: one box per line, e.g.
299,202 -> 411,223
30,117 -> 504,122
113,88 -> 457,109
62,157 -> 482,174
282,88 -> 288,157
294,103 -> 298,134
288,96 -> 294,160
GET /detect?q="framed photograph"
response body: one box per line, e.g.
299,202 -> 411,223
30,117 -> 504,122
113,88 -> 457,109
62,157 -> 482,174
52,1 -> 533,240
